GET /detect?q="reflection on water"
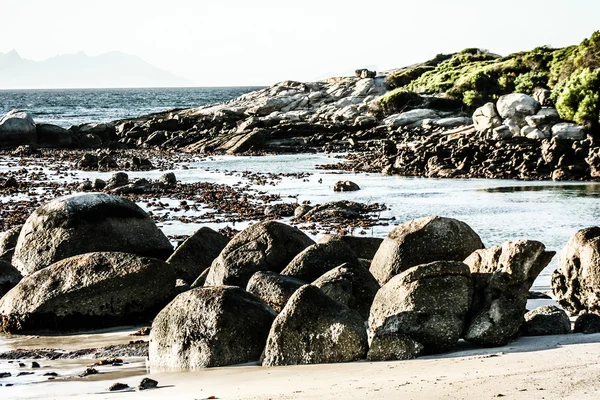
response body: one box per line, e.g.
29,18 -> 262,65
481,184 -> 600,197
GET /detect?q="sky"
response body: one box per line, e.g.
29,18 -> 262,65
1,0 -> 599,87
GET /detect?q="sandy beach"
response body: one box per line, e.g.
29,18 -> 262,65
2,331 -> 600,400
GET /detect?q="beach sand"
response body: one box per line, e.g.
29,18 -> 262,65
3,331 -> 600,400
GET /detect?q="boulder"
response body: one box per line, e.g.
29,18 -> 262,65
262,285 -> 368,366
12,193 -> 173,276
367,334 -> 425,361
246,271 -> 306,313
76,133 -> 103,149
78,122 -> 116,143
552,227 -> 600,315
105,172 -> 129,189
472,102 -> 502,133
333,180 -> 360,192
0,260 -> 22,299
0,110 -> 37,147
383,109 -> 439,128
491,125 -> 513,140
533,88 -> 553,106
368,261 -> 472,357
317,235 -> 383,260
36,124 -> 73,148
264,203 -> 296,217
205,221 -> 314,287
0,252 -> 176,333
149,286 -> 275,369
551,123 -> 585,140
369,216 -> 483,285
523,305 -> 571,336
281,240 -> 360,282
496,94 -> 541,120
313,263 -> 380,319
464,240 -> 555,346
574,313 -> 600,334
166,227 -> 229,283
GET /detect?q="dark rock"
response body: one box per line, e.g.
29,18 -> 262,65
370,216 -> 484,285
149,286 -> 276,369
281,239 -> 360,282
246,271 -> 306,313
166,227 -> 229,283
552,227 -> 600,315
109,382 -> 129,391
36,124 -> 73,148
17,372 -> 33,376
262,285 -> 368,366
464,240 -> 555,346
0,260 -> 22,299
0,110 -> 37,147
313,263 -> 380,320
0,252 -> 176,333
0,372 -> 10,378
574,313 -> 600,334
528,291 -> 552,299
159,172 -> 177,188
81,367 -> 98,377
105,172 -> 129,189
205,221 -> 314,287
523,305 -> 571,336
77,133 -> 103,149
12,193 -> 173,276
93,179 -> 106,190
294,204 -> 313,218
78,153 -> 99,169
368,261 -> 472,357
190,268 -> 210,289
333,180 -> 361,192
264,203 -> 296,217
31,361 -> 40,368
138,377 -> 158,390
316,235 -> 383,260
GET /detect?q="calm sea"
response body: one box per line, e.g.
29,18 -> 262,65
0,87 -> 264,128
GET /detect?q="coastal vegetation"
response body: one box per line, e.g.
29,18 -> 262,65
382,31 -> 600,124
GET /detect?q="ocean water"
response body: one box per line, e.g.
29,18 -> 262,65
0,86 -> 264,128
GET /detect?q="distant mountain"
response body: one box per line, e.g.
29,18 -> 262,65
0,50 -> 194,89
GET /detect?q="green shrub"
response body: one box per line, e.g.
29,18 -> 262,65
554,68 -> 600,124
386,66 -> 434,89
379,89 -> 424,114
514,71 -> 549,94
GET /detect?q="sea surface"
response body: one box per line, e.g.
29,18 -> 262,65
0,86 -> 263,128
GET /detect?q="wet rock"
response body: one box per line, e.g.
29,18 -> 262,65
12,193 -> 173,276
262,285 -> 367,366
36,124 -> 73,148
369,216 -> 483,285
464,240 -> 555,346
0,252 -> 176,333
313,263 -> 380,319
159,172 -> 177,188
281,240 -> 360,282
293,204 -> 313,218
316,235 -> 383,260
78,153 -> 99,169
166,227 -> 229,283
333,180 -> 361,192
552,227 -> 600,315
109,382 -> 129,391
0,110 -> 37,147
574,313 -> 600,334
105,172 -> 129,189
93,178 -> 106,190
138,377 -> 158,390
0,372 -> 11,378
205,221 -> 314,287
264,203 -> 296,217
77,133 -> 103,149
368,261 -> 472,356
523,305 -> 570,336
149,286 -> 275,369
246,271 -> 306,313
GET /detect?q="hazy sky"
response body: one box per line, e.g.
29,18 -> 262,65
1,0 -> 599,87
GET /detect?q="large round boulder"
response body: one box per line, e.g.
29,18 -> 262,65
316,235 -> 383,260
246,271 -> 306,313
369,216 -> 483,285
523,305 -> 571,336
281,239 -> 360,282
205,221 -> 314,288
465,240 -> 554,346
262,285 -> 367,366
313,263 -> 380,320
12,193 -> 173,276
0,252 -> 176,333
368,261 -> 472,358
166,227 -> 229,283
552,227 -> 600,315
0,110 -> 37,147
149,286 -> 276,369
496,94 -> 541,120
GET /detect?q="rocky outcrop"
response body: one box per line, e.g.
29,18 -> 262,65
0,110 -> 37,147
11,193 -> 173,276
523,305 -> 571,336
312,263 -> 380,319
0,252 -> 176,333
149,286 -> 275,369
262,285 -> 367,366
464,240 -> 555,346
246,271 -> 306,313
205,221 -> 314,287
166,227 -> 229,283
552,227 -> 600,315
368,261 -> 472,358
369,216 -> 483,285
281,239 -> 360,282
